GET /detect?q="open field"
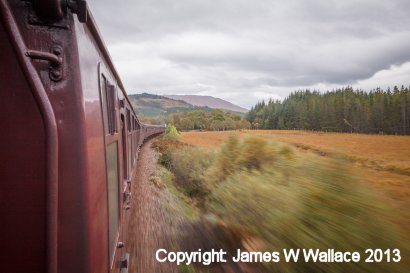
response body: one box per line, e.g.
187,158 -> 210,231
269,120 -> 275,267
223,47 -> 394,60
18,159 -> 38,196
181,130 -> 410,169
180,130 -> 410,238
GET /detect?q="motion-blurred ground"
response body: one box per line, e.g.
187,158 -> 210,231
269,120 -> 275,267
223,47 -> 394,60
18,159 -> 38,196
181,130 -> 410,239
128,131 -> 410,273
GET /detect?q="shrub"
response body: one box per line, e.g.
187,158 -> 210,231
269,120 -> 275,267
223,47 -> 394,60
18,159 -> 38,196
209,156 -> 408,272
207,136 -> 285,185
152,138 -> 185,169
164,124 -> 181,140
148,175 -> 165,189
170,146 -> 214,198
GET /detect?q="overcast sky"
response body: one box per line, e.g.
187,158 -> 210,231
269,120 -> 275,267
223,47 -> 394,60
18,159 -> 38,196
88,0 -> 410,109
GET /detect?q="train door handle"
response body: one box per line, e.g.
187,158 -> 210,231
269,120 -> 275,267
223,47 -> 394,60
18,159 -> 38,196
117,242 -> 125,248
26,45 -> 64,81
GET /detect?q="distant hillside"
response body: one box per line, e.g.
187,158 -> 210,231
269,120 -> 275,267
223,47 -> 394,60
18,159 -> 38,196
128,93 -> 213,116
164,95 -> 248,113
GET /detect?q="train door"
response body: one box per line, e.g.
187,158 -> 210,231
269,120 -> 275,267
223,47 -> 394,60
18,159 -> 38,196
126,109 -> 132,177
121,115 -> 128,181
98,63 -> 126,273
121,112 -> 132,217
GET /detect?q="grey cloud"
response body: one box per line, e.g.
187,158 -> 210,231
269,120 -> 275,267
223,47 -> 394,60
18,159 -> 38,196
87,0 -> 410,108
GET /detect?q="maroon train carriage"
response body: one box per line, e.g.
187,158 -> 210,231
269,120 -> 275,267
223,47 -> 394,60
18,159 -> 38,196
0,1 -> 165,273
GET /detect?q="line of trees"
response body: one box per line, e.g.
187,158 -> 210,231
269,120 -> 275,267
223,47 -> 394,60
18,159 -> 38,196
245,86 -> 410,135
168,110 -> 251,131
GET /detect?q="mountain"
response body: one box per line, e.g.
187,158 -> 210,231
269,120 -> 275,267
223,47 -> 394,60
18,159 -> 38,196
164,95 -> 248,113
128,93 -> 213,116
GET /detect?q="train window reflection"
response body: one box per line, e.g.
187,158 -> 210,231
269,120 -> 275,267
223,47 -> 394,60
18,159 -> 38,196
106,142 -> 119,264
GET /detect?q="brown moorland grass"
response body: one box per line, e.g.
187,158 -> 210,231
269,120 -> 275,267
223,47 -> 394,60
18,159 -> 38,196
181,130 -> 410,171
180,130 -> 410,238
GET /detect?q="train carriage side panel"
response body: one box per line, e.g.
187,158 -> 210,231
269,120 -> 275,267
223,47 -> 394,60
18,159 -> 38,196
0,14 -> 47,273
73,16 -> 128,273
0,2 -> 165,273
0,1 -> 89,273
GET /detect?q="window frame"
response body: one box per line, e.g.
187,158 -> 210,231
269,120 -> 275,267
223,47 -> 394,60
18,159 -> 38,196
98,63 -> 123,269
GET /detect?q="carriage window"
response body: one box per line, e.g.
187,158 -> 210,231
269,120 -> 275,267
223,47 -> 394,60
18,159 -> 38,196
131,117 -> 134,132
106,84 -> 117,134
101,74 -> 117,135
100,75 -> 109,134
106,142 -> 120,264
126,109 -> 131,132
